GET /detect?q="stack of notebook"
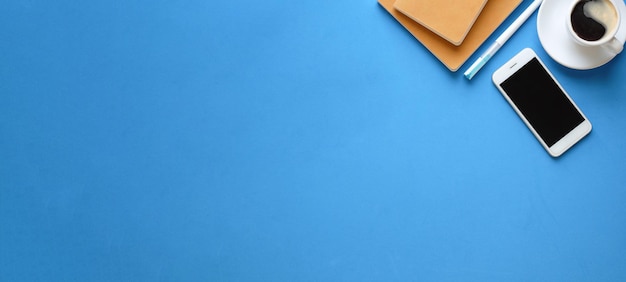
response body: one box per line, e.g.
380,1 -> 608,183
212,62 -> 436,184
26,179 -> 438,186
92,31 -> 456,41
379,0 -> 522,71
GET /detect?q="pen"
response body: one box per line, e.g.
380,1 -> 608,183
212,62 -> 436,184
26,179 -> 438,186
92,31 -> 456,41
464,0 -> 543,80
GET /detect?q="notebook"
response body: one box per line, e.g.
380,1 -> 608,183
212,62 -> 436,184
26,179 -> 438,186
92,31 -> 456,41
379,0 -> 521,71
394,0 -> 488,46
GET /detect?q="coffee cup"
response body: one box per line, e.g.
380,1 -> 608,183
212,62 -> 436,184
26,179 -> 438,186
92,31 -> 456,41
567,0 -> 624,54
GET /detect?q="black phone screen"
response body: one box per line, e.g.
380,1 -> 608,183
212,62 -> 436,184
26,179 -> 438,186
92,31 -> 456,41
500,58 -> 585,147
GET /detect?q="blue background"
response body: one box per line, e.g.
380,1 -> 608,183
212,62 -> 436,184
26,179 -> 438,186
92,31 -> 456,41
1,0 -> 626,280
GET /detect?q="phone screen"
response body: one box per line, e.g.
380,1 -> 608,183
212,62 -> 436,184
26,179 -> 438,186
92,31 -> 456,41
499,58 -> 585,147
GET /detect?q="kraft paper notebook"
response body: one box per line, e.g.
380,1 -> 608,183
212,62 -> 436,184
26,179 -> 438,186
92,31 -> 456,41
394,0 -> 488,46
379,0 -> 522,72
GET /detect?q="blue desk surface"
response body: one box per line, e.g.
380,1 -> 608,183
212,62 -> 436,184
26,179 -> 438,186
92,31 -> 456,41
2,0 -> 626,280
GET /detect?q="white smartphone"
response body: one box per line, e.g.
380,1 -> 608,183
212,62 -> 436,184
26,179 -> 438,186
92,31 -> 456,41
492,48 -> 592,157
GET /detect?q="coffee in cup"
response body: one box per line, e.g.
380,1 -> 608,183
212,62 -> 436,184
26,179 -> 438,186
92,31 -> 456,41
567,0 -> 624,54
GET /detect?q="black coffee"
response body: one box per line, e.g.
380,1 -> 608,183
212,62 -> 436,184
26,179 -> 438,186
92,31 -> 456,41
571,0 -> 618,41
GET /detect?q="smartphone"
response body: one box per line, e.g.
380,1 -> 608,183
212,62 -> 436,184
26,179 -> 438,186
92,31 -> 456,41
492,48 -> 592,157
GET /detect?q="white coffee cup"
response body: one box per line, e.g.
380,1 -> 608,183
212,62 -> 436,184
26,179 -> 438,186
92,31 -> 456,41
567,0 -> 624,54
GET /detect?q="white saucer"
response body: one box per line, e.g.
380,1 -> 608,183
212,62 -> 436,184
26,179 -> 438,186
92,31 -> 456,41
537,0 -> 626,70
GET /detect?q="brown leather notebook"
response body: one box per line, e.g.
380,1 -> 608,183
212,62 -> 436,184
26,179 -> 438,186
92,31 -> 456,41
394,0 -> 488,46
379,0 -> 522,72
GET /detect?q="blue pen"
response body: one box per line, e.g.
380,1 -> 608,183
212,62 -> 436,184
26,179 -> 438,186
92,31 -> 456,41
464,0 -> 543,80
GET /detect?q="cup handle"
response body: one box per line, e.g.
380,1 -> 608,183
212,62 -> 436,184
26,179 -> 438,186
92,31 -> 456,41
606,37 -> 624,54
